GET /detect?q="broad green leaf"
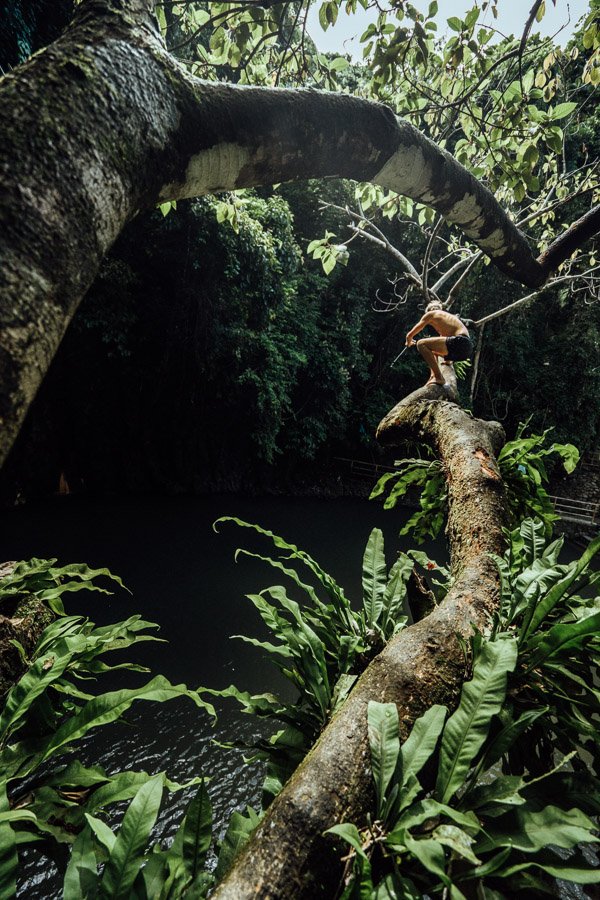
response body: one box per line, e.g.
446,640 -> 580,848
184,871 -> 215,898
478,707 -> 548,770
367,702 -> 400,818
393,798 -> 479,836
404,835 -> 449,883
436,639 -> 518,803
214,808 -> 261,880
432,824 -> 480,865
498,852 -> 600,883
549,442 -> 579,473
181,780 -> 212,878
380,555 -> 413,634
0,782 -> 17,900
63,826 -> 99,900
464,775 -> 526,812
524,532 -> 600,638
140,852 -> 169,899
525,611 -> 600,669
87,769 -> 202,814
37,676 -> 210,769
0,809 -> 38,825
330,57 -> 349,71
100,775 -> 164,898
550,101 -> 577,120
328,831 -> 373,899
326,823 -> 370,863
362,529 -> 387,627
518,518 -> 546,564
476,805 -> 598,854
85,814 -> 116,854
400,705 -> 446,788
469,846 -> 511,878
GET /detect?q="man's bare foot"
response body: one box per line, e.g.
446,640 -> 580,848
426,375 -> 445,386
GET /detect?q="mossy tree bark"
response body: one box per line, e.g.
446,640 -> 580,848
5,0 -> 596,470
0,563 -> 54,697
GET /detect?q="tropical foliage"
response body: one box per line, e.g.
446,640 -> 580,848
2,506 -> 599,897
0,562 -> 216,899
329,520 -> 600,898
203,517 -> 411,802
371,424 -> 580,541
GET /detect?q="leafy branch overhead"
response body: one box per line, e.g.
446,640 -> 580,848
1,0 -> 599,470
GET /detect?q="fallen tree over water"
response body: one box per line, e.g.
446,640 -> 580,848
213,370 -> 509,898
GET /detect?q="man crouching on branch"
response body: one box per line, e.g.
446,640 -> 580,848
406,300 -> 473,386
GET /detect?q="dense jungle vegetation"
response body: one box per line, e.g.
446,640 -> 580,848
1,0 -> 599,501
1,0 -> 600,897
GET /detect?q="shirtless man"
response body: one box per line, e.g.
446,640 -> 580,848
406,300 -> 473,386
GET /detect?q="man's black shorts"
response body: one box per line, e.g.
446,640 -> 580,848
445,334 -> 473,362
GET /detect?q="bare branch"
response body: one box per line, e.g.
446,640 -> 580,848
421,216 -> 444,303
431,252 -> 480,295
537,204 -> 600,278
347,225 -> 421,284
445,251 -> 484,309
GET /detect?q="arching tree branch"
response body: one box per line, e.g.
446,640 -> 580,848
537,204 -> 600,278
0,0 -> 558,470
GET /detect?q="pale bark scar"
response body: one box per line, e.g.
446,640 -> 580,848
473,447 -> 501,480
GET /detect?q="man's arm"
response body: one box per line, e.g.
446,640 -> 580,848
406,313 -> 432,345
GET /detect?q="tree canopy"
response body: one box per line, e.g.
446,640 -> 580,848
0,0 -> 599,498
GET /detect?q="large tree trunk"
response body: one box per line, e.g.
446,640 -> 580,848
0,0 -> 552,470
213,376 -> 507,898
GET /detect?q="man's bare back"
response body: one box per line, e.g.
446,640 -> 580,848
421,308 -> 469,338
405,301 -> 472,386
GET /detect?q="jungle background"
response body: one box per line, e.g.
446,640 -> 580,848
1,0 -> 598,505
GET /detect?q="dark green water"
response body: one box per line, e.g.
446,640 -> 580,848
1,494 -> 446,898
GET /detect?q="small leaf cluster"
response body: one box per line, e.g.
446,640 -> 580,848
370,453 -> 446,544
0,557 -> 126,617
497,421 -> 580,535
307,231 -> 350,275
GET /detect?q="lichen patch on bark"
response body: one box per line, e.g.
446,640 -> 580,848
160,141 -> 252,199
373,143 -> 432,197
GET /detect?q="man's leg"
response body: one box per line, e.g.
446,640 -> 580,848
416,337 -> 449,385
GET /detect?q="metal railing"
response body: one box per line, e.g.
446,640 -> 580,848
582,452 -> 600,471
548,495 -> 599,527
334,457 -> 397,479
